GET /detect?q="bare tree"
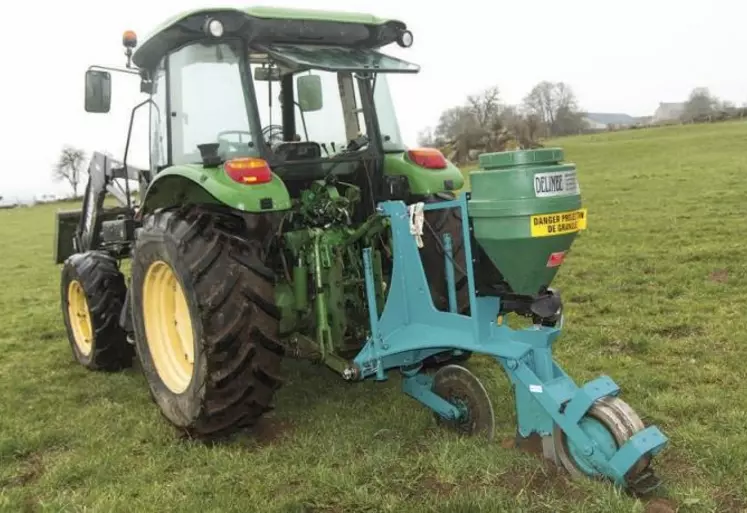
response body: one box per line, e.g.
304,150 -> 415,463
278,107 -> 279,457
523,81 -> 556,134
419,84 -> 555,163
416,128 -> 438,148
53,146 -> 87,198
681,87 -> 718,123
467,86 -> 503,129
554,82 -> 578,110
434,105 -> 478,143
523,81 -> 585,137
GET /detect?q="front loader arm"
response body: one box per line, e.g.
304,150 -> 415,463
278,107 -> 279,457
54,152 -> 141,264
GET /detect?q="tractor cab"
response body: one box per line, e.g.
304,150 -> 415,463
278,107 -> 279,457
84,7 -> 423,205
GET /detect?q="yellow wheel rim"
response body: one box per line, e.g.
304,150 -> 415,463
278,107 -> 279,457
67,280 -> 93,356
142,261 -> 195,394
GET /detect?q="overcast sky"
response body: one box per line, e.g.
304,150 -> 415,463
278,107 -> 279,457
2,0 -> 745,200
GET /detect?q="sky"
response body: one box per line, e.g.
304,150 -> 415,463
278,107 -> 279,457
2,0 -> 745,201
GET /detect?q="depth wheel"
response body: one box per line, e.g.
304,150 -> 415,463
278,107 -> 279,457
555,396 -> 650,481
130,205 -> 283,439
432,364 -> 495,440
60,251 -> 133,371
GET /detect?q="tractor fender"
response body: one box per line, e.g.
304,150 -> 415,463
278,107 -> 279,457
384,152 -> 465,196
138,164 -> 292,216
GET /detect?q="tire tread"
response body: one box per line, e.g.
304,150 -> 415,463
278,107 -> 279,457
61,251 -> 132,371
134,206 -> 283,439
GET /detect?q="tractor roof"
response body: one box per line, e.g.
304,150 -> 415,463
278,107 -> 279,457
132,6 -> 408,70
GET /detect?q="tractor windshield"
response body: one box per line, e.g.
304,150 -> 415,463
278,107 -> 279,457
250,44 -> 417,161
251,68 -> 406,154
251,66 -> 367,151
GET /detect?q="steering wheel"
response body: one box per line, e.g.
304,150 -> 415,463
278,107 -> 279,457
262,124 -> 285,145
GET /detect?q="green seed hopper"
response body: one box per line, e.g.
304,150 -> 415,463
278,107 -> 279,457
468,148 -> 587,296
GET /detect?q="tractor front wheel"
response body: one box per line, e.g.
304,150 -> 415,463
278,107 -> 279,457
130,205 -> 283,439
60,251 -> 133,371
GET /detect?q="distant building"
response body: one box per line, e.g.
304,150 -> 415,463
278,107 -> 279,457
0,197 -> 18,210
583,113 -> 637,131
652,102 -> 685,124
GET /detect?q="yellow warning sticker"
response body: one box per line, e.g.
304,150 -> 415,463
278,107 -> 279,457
530,208 -> 588,237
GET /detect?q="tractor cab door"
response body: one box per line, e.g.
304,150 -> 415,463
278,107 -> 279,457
149,59 -> 168,177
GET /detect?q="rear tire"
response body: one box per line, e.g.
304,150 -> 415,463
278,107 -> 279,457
420,192 -> 506,310
130,205 -> 283,439
419,192 -> 505,368
420,192 -> 470,314
60,251 -> 133,371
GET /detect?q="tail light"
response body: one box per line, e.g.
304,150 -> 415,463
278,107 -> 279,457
546,251 -> 566,268
224,158 -> 272,184
407,148 -> 448,170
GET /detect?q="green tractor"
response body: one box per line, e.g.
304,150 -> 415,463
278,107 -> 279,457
59,5 -> 474,434
55,6 -> 667,492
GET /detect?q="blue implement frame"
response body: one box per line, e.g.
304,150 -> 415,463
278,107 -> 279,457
351,193 -> 668,487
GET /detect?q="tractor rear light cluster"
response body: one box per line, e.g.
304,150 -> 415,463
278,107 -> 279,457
224,158 -> 273,185
407,148 -> 448,170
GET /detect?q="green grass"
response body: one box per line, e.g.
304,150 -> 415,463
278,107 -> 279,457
2,121 -> 747,512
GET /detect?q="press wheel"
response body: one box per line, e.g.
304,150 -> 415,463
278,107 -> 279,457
555,396 -> 650,480
432,364 -> 495,440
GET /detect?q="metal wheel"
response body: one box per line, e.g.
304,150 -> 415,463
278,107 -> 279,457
67,280 -> 93,356
432,364 -> 495,440
141,260 -> 195,394
60,251 -> 132,371
555,396 -> 650,480
130,206 -> 283,439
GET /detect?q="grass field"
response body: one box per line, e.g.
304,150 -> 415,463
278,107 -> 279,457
1,121 -> 746,512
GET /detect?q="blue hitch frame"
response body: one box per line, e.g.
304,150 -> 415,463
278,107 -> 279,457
351,193 -> 668,487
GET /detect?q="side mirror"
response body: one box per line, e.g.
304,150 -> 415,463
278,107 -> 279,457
296,75 -> 323,112
85,70 -> 111,113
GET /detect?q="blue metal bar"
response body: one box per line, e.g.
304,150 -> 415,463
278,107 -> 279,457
443,233 -> 457,313
402,373 -> 463,421
531,346 -> 556,387
457,194 -> 480,340
362,248 -> 380,346
562,376 -> 620,425
362,248 -> 385,380
606,426 -> 668,483
422,198 -> 462,211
